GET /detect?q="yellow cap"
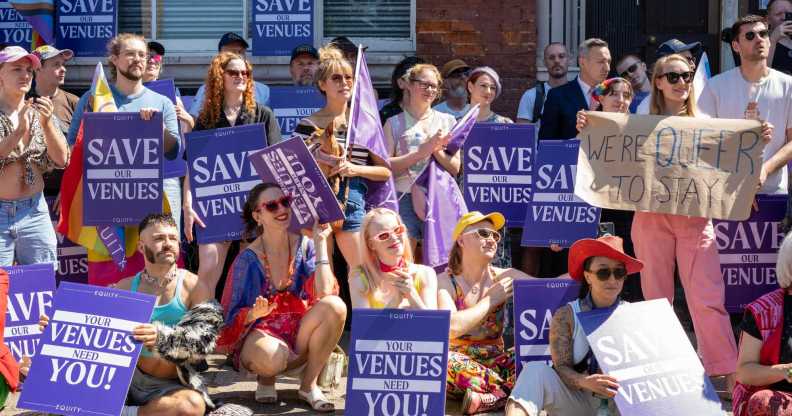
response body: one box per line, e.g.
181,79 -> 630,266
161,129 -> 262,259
451,211 -> 506,241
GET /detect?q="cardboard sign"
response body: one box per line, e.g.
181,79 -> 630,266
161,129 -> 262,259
3,264 -> 56,362
513,278 -> 579,375
575,112 -> 766,221
186,123 -> 268,243
46,196 -> 88,285
347,309 -> 450,416
144,79 -> 186,179
522,139 -> 601,247
55,0 -> 117,57
578,299 -> 722,416
268,86 -> 325,136
0,1 -> 32,47
714,195 -> 786,312
83,112 -> 164,225
248,137 -> 345,231
251,0 -> 313,56
17,282 -> 155,416
463,124 -> 536,227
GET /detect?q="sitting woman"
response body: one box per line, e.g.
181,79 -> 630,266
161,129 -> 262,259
218,183 -> 346,413
506,235 -> 643,416
349,208 -> 437,309
733,233 -> 792,416
437,211 -> 532,415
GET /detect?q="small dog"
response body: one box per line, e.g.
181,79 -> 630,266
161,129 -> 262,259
309,120 -> 348,231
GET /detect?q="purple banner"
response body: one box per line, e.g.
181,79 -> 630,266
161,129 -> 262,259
83,112 -> 164,226
578,299 -> 722,416
513,278 -> 579,375
186,123 -> 268,244
251,0 -> 313,56
144,79 -> 186,179
463,124 -> 536,227
3,264 -> 55,362
17,282 -> 155,416
522,139 -> 601,247
248,137 -> 345,230
268,86 -> 325,137
713,195 -> 786,313
346,309 -> 450,416
46,196 -> 88,285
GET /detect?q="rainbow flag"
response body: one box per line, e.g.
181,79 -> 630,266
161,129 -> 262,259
8,0 -> 54,47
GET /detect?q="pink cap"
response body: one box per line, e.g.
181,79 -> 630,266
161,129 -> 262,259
0,46 -> 41,70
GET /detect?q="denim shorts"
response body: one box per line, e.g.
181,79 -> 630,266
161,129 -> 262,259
398,194 -> 423,240
339,177 -> 367,232
0,192 -> 57,267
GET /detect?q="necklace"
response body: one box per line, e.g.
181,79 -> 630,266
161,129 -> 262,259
259,237 -> 295,293
141,268 -> 177,289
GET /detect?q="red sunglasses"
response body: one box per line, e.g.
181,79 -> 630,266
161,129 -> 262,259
371,224 -> 406,242
257,195 -> 292,213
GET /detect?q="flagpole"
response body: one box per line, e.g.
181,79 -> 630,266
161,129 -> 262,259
346,44 -> 364,154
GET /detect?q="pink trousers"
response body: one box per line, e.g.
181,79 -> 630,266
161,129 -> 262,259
631,211 -> 737,375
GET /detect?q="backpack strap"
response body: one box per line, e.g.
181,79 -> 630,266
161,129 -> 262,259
532,82 -> 546,123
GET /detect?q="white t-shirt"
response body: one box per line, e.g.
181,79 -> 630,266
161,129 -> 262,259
433,101 -> 470,119
635,95 -> 651,115
517,82 -> 553,121
698,67 -> 792,195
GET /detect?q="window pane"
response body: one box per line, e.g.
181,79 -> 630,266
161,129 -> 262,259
157,0 -> 244,39
119,0 -> 151,36
324,0 -> 410,38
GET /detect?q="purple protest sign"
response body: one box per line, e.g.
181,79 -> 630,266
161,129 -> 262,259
347,309 -> 450,416
268,86 -> 325,136
463,124 -> 536,227
186,123 -> 268,244
83,112 -> 164,226
513,278 -> 579,375
17,282 -> 155,416
144,79 -> 177,103
3,264 -> 55,362
248,138 -> 344,230
578,299 -> 722,416
713,195 -> 786,313
46,196 -> 88,285
0,1 -> 32,48
144,79 -> 186,179
522,139 -> 601,247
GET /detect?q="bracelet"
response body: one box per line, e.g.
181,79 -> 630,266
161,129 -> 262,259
316,259 -> 331,266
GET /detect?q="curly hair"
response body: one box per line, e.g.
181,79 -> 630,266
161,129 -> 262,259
198,52 -> 256,129
106,33 -> 146,80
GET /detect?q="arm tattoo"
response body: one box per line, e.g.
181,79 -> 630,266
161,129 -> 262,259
550,305 -> 585,390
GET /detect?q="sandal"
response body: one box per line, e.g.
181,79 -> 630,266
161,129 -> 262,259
298,387 -> 335,413
255,383 -> 277,403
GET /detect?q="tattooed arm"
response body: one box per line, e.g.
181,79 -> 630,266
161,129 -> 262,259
549,305 -> 586,389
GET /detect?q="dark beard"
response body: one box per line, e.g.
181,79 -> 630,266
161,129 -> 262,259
118,66 -> 142,82
144,245 -> 175,265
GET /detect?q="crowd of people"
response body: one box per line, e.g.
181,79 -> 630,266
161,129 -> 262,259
2,2 -> 792,415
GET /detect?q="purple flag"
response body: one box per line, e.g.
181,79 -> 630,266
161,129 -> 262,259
416,160 -> 467,271
445,104 -> 480,155
348,46 -> 398,212
4,263 -> 55,362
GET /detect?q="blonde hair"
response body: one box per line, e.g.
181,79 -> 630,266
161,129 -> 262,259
314,45 -> 353,96
106,33 -> 146,80
649,54 -> 697,117
401,63 -> 442,104
777,233 -> 792,289
358,208 -> 414,293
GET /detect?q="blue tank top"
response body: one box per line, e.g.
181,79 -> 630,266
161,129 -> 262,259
131,270 -> 188,357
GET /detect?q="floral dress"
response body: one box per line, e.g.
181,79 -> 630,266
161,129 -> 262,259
446,274 -> 515,397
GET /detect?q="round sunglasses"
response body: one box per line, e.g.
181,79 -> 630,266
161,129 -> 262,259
370,224 -> 406,242
463,228 -> 501,242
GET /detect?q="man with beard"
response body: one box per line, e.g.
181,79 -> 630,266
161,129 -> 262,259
517,42 -> 569,124
289,44 -> 319,86
615,53 -> 651,113
434,59 -> 471,119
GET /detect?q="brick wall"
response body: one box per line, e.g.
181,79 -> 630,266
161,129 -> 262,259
416,0 -> 538,120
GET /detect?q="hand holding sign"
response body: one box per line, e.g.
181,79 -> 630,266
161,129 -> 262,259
132,323 -> 158,349
581,373 -> 620,398
139,107 -> 159,121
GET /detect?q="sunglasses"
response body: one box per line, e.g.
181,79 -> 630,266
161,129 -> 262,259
744,30 -> 769,41
330,73 -> 353,84
588,267 -> 628,281
409,78 -> 439,93
371,224 -> 406,242
224,69 -> 249,78
619,62 -> 640,79
147,54 -> 162,64
257,195 -> 292,213
464,228 -> 501,242
659,71 -> 694,84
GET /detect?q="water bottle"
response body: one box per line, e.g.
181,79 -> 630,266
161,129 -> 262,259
596,398 -> 610,416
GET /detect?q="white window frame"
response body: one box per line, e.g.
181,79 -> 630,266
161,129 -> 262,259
536,0 -> 586,81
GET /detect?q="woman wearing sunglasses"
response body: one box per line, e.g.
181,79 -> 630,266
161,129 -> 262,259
384,63 -> 457,253
291,45 -> 391,274
218,182 -> 345,412
506,235 -> 642,416
182,52 -> 282,294
349,208 -> 437,309
437,211 -> 532,414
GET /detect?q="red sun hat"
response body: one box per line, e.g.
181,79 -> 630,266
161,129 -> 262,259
568,235 -> 643,281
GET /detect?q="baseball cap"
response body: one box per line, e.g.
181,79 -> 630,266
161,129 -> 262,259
441,59 -> 471,78
656,39 -> 701,59
290,44 -> 319,62
147,41 -> 165,56
32,45 -> 73,62
451,211 -> 505,242
218,32 -> 249,52
0,46 -> 41,70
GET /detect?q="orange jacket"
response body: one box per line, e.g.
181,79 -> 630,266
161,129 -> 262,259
0,269 -> 19,391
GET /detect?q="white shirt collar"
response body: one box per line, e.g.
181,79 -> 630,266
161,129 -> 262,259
577,77 -> 594,107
